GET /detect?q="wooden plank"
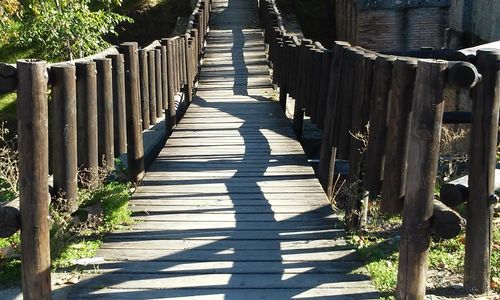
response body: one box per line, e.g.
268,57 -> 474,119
80,260 -> 358,274
126,221 -> 339,231
72,273 -> 372,289
69,287 -> 378,299
100,238 -> 346,250
132,213 -> 337,222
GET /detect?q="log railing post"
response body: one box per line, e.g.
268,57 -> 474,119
76,61 -> 99,189
138,49 -> 150,130
154,48 -> 163,119
396,59 -> 447,299
164,38 -> 177,135
464,50 -> 500,294
147,50 -> 157,125
120,42 -> 145,183
107,54 -> 127,156
160,45 -> 168,111
17,59 -> 51,300
364,56 -> 395,197
51,63 -> 78,212
380,58 -> 417,214
95,58 -> 115,171
318,42 -> 349,197
184,34 -> 194,104
293,39 -> 312,139
345,52 -> 376,230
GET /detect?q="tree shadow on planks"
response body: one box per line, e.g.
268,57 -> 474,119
68,99 -> 377,299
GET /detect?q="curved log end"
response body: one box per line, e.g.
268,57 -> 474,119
0,206 -> 21,238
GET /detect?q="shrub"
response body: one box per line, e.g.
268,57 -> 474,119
16,0 -> 132,61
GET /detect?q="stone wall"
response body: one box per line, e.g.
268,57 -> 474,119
335,0 -> 450,52
448,0 -> 499,47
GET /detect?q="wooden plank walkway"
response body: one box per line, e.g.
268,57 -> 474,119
68,0 -> 378,298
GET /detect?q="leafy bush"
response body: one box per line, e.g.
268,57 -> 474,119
16,0 -> 132,61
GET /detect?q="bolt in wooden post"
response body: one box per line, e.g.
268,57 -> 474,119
138,49 -> 150,130
120,42 -> 145,183
17,59 -> 51,300
184,34 -> 194,104
51,63 -> 78,212
147,50 -> 157,125
76,61 -> 99,189
154,48 -> 163,118
464,50 -> 500,294
164,38 -> 177,135
95,58 -> 114,171
381,58 -> 417,214
108,54 -> 127,156
396,59 -> 447,299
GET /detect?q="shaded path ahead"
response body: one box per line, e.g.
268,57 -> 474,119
68,0 -> 378,298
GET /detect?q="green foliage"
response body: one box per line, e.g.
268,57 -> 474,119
0,259 -> 21,287
350,234 -> 399,299
14,0 -> 132,61
52,239 -> 102,268
0,233 -> 21,286
93,181 -> 132,230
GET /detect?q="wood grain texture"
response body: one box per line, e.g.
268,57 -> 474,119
464,50 -> 500,294
17,59 -> 51,300
68,0 -> 377,298
396,59 -> 447,299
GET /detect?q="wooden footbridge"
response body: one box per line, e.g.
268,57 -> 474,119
1,0 -> 499,298
62,0 -> 377,297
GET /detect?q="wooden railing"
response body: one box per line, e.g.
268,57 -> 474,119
260,0 -> 500,298
0,0 -> 211,298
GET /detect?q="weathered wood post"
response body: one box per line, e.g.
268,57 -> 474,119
184,34 -> 194,104
364,56 -> 395,197
51,63 -> 78,212
345,52 -> 375,230
336,49 -> 357,159
172,38 -> 179,93
107,54 -> 127,156
160,45 -> 168,111
17,59 -> 51,300
95,58 -> 115,171
381,58 -> 417,214
396,59 -> 447,299
316,48 -> 333,128
154,48 -> 163,118
147,50 -> 157,125
76,61 -> 99,189
164,38 -> 177,135
318,42 -> 349,198
120,42 -> 145,183
293,39 -> 312,139
464,50 -> 500,294
138,49 -> 150,130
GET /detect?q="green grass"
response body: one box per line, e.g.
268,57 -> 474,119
351,216 -> 500,297
0,93 -> 17,121
0,181 -> 131,284
53,239 -> 102,269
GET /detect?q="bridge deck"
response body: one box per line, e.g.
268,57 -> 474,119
68,0 -> 377,298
